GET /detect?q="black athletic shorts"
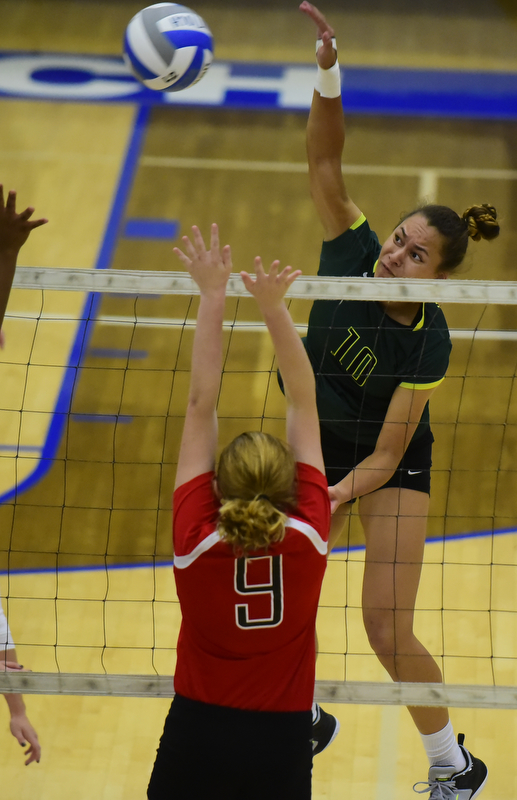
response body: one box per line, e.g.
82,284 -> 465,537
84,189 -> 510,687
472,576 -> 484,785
148,694 -> 313,800
320,424 -> 433,497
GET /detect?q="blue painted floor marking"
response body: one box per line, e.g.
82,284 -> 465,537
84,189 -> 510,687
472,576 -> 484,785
0,445 -> 43,452
0,105 -> 152,504
123,218 -> 179,239
70,414 -> 133,424
87,347 -> 148,359
0,52 -> 516,120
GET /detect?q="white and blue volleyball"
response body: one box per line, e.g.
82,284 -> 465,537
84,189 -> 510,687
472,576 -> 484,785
123,3 -> 213,92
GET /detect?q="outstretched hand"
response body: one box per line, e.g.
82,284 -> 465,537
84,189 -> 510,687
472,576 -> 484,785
173,223 -> 232,296
241,257 -> 301,313
299,1 -> 337,69
9,712 -> 41,765
0,185 -> 48,255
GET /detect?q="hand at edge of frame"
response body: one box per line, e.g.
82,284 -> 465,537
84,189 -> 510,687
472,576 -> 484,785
0,185 -> 48,255
9,712 -> 41,765
1,660 -> 29,672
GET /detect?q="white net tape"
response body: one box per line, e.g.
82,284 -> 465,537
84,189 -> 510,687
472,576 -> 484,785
12,266 -> 517,304
2,673 -> 517,707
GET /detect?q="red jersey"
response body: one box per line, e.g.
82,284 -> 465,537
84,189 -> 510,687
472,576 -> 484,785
172,462 -> 330,712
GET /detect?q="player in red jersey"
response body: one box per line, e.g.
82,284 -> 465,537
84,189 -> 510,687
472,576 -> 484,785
147,225 -> 332,800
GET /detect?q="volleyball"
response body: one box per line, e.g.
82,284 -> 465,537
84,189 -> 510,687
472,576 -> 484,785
123,3 -> 213,92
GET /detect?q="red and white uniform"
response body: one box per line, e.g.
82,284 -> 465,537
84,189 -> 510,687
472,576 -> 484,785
172,462 -> 330,713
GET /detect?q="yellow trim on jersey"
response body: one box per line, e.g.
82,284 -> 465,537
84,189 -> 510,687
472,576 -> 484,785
399,377 -> 445,390
373,258 -> 378,274
350,213 -> 366,230
412,304 -> 425,331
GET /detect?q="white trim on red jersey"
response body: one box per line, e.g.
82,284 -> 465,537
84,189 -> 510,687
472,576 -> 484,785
174,517 -> 327,570
286,517 -> 328,555
174,530 -> 221,569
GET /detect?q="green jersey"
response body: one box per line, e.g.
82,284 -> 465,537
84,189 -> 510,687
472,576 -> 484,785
306,215 -> 451,447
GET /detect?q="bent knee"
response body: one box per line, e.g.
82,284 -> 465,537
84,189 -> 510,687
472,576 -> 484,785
363,610 -> 415,655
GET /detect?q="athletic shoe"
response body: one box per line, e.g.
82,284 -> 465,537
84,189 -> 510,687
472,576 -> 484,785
413,734 -> 488,799
311,704 -> 340,755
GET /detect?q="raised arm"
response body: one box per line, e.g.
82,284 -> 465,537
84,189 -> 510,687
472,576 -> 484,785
241,260 -> 324,473
0,186 -> 48,335
300,2 -> 362,240
173,224 -> 232,488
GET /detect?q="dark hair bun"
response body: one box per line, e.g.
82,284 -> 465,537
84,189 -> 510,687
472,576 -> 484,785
462,204 -> 500,242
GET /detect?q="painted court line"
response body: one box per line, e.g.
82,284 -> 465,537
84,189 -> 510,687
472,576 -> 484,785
141,155 -> 517,202
0,105 -> 151,503
141,155 -> 517,181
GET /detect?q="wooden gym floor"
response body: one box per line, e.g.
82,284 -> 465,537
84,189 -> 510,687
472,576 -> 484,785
0,1 -> 517,798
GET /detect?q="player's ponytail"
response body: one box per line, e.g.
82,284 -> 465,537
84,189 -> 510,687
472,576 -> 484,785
461,204 -> 500,243
216,431 -> 296,554
218,495 -> 288,554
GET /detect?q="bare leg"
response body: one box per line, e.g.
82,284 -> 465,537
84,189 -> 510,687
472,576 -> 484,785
315,503 -> 353,656
328,501 -> 353,552
359,487 -> 448,735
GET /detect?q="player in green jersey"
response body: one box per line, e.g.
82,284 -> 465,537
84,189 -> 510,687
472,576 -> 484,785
300,4 -> 500,799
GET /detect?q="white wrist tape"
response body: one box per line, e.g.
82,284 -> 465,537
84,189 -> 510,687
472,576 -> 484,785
316,37 -> 337,53
315,59 -> 341,98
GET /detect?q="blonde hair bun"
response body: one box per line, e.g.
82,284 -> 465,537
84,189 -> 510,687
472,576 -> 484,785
216,431 -> 297,554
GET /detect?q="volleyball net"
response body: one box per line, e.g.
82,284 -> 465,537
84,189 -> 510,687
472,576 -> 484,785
1,267 -> 517,708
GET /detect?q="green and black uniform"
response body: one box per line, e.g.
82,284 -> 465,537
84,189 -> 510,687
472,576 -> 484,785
306,215 -> 451,494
